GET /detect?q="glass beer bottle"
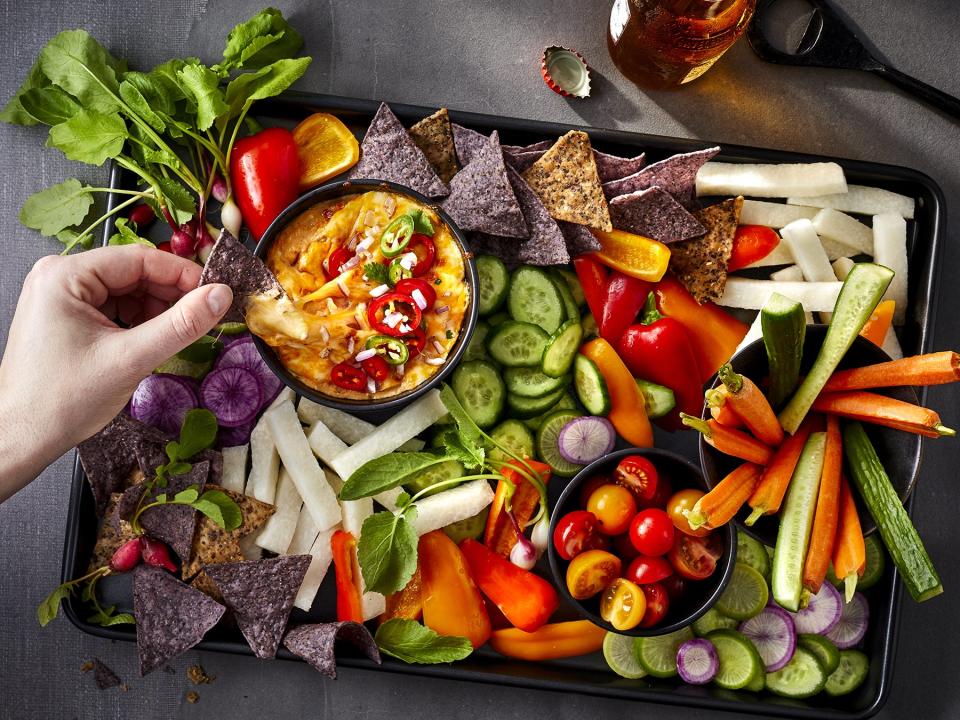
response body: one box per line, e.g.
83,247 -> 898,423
608,0 -> 757,89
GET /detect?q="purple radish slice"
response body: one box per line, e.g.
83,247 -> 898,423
676,638 -> 719,685
739,605 -> 796,672
824,592 -> 869,649
130,374 -> 199,435
200,366 -> 263,427
557,416 -> 616,465
791,581 -> 842,635
217,420 -> 255,448
215,335 -> 283,407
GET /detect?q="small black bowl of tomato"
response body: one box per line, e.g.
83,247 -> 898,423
547,447 -> 736,637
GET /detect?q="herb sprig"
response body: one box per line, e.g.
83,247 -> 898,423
374,619 -> 472,665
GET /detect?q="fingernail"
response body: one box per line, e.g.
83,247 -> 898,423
206,284 -> 233,315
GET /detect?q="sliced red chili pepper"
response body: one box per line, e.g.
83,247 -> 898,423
395,278 -> 437,310
408,234 -> 436,276
331,362 -> 367,391
367,292 -> 423,337
327,246 -> 352,277
404,326 -> 427,356
361,355 -> 390,382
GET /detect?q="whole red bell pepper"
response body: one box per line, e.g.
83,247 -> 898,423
230,127 -> 301,240
617,293 -> 704,430
331,530 -> 364,623
460,539 -> 559,632
572,255 -> 608,324
599,270 -> 650,344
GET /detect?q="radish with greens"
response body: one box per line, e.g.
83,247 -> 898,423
200,367 -> 262,428
557,416 -> 616,465
130,374 -> 199,435
825,592 -> 869,649
791,581 -> 842,636
739,605 -> 797,672
676,638 -> 719,685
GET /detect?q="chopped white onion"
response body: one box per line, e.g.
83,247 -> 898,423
425,357 -> 446,366
432,340 -> 445,354
363,210 -> 375,227
355,349 -> 377,362
384,195 -> 396,216
325,298 -> 338,313
347,336 -> 355,353
411,289 -> 428,310
399,252 -> 418,270
396,363 -> 405,376
370,284 -> 389,298
341,255 -> 360,271
356,237 -> 373,253
435,305 -> 449,314
366,378 -> 376,394
337,280 -> 349,297
398,323 -> 413,334
319,326 -> 330,343
384,311 -> 403,328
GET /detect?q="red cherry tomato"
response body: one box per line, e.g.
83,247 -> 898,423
613,455 -> 659,501
638,474 -> 673,510
552,510 -> 608,561
578,475 -> 611,508
612,532 -> 640,562
408,234 -> 436,276
661,573 -> 687,601
586,484 -> 637,536
638,582 -> 670,628
330,362 -> 367,391
625,554 -> 674,585
665,488 -> 711,538
629,508 -> 675,557
327,247 -> 353,277
403,326 -> 427,356
156,241 -> 173,253
360,355 -> 390,383
668,532 -> 723,581
728,225 -> 781,272
395,278 -> 437,309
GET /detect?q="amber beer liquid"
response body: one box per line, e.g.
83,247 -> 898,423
608,0 -> 756,89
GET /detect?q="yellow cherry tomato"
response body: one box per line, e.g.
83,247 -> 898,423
599,578 -> 647,631
665,488 -> 711,538
565,549 -> 622,600
586,483 -> 637,535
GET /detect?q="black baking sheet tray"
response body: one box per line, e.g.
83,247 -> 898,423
61,91 -> 945,719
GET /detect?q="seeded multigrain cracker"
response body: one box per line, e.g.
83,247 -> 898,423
87,493 -> 137,573
521,131 -> 612,232
408,108 -> 458,183
668,196 -> 743,303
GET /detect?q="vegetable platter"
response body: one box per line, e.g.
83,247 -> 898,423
59,91 -> 945,719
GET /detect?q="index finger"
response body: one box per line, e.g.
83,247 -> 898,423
67,245 -> 203,306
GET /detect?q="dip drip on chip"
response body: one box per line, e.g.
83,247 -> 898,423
283,622 -> 381,678
133,565 -> 226,676
409,108 -> 458,183
199,230 -> 286,323
668,196 -> 743,303
602,146 -> 720,210
609,186 -> 706,244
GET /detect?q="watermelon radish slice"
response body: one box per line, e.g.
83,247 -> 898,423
791,582 -> 842,635
739,605 -> 797,672
676,638 -> 719,685
130,374 -> 199,435
215,335 -> 283,408
200,367 -> 263,427
557,416 -> 616,465
824,592 -> 869,649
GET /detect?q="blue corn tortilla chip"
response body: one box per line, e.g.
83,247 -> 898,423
441,131 -> 528,238
451,123 -> 490,168
86,658 -> 123,690
602,147 -> 720,209
205,555 -> 312,659
349,103 -> 449,197
503,148 -> 545,173
502,139 -> 553,154
609,186 -> 706,244
283,622 -> 381,678
408,108 -> 458,184
198,230 -> 285,323
593,149 -> 646,183
133,565 -> 226,676
558,220 -> 602,256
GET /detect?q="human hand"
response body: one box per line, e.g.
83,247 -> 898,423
0,245 -> 232,501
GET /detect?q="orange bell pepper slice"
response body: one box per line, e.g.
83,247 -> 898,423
419,531 -> 491,648
331,530 -> 363,623
860,299 -> 895,347
654,275 -> 748,382
591,229 -> 671,282
489,620 -> 606,661
292,112 -> 360,189
484,459 -> 551,557
579,338 -> 653,447
380,565 -> 423,623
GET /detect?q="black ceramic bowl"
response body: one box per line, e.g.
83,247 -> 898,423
547,447 -> 737,637
252,179 -> 479,418
700,324 -> 922,547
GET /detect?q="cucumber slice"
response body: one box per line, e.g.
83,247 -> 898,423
463,321 -> 492,362
522,391 -> 578,431
603,632 -> 647,679
487,321 -> 549,367
764,647 -> 828,699
581,313 -> 599,340
574,354 -> 611,416
487,311 -> 510,327
405,459 -> 466,497
635,627 -> 694,678
736,530 -> 772,581
476,255 -> 510,316
635,379 -> 676,420
489,419 -> 535,466
798,634 -> 841,676
535,410 -> 583,477
761,292 -> 806,408
443,507 -> 489,544
504,366 -> 569,398
507,266 -> 565,333
548,269 -> 580,321
542,319 -> 583,378
507,388 -> 566,419
706,629 -> 764,690
745,668 -> 766,693
716,562 -> 769,620
692,608 -> 739,637
451,360 -> 504,429
824,649 -> 869,697
859,534 -> 886,591
553,266 -> 586,308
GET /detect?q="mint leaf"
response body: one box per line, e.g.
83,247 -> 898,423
19,179 -> 94,236
19,86 -> 81,126
340,452 -> 451,501
223,57 -> 311,119
439,384 -> 484,451
357,509 -> 418,595
409,209 -> 435,236
193,489 -> 242,531
220,8 -> 304,71
39,29 -> 121,114
176,408 -> 218,460
172,486 -> 200,504
0,59 -> 50,126
37,583 -> 73,627
442,431 -> 484,470
177,64 -> 228,131
176,336 -> 223,364
108,217 -> 155,247
374,619 -> 473,664
48,109 -> 127,165
363,262 -> 389,285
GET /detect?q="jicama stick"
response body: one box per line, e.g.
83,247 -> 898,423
239,534 -> 263,561
824,351 -> 960,392
734,310 -> 764,356
220,444 -> 248,494
696,162 -> 847,198
744,242 -> 794,269
811,391 -> 955,437
872,213 -> 908,324
256,467 -> 303,554
831,256 -> 855,280
717,364 -> 784,446
745,418 -> 816,526
286,503 -> 321,555
859,299 -> 895,347
718,278 -> 842,313
739,199 -> 818,228
787,184 -> 915,220
812,208 -> 874,256
297,399 -> 425,451
681,414 -> 774,465
293,525 -> 338,611
802,416 -> 843,593
832,475 -> 866,602
770,265 -> 804,282
245,415 -> 280,504
781,219 -> 840,282
410,480 -> 495,536
306,419 -> 348,466
684,462 -> 763,530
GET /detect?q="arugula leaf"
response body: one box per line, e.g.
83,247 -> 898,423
192,489 -> 242,531
0,59 -> 51,125
108,217 -> 155,247
439,384 -> 485,452
48,109 -> 127,165
177,64 -> 228,131
340,452 -> 451,501
363,262 -> 389,285
374,619 -> 473,664
176,408 -> 218,460
223,57 -> 311,119
357,508 -> 419,596
37,583 -> 73,627
19,86 -> 82,126
38,29 -> 121,113
220,8 -> 304,71
409,209 -> 436,236
19,179 -> 94,236
176,335 -> 223,364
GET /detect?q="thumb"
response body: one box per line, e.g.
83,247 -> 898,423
120,284 -> 234,376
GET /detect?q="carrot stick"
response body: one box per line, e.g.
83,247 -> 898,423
833,475 -> 866,602
706,386 -> 745,428
811,391 -> 956,438
823,351 -> 960,392
718,364 -> 785,447
744,416 -> 818,526
681,414 -> 774,465
685,462 -> 763,531
860,299 -> 895,346
802,416 -> 843,593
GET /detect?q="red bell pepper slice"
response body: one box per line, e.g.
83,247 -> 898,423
331,530 -> 364,622
460,539 -> 559,632
599,270 -> 651,344
230,127 -> 301,240
728,225 -> 781,272
573,255 -> 609,324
